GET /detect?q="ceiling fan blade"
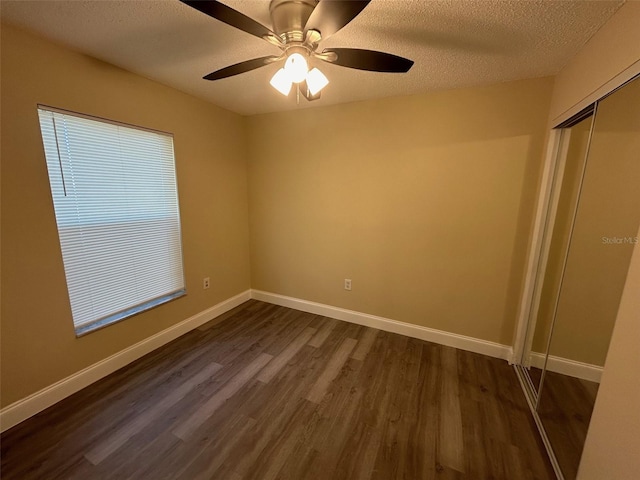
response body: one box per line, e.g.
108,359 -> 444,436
304,1 -> 370,40
321,48 -> 414,73
204,56 -> 280,81
180,0 -> 275,39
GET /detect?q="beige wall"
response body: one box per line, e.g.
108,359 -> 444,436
0,24 -> 251,407
246,78 -> 553,345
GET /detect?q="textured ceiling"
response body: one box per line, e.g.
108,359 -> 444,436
1,0 -> 624,116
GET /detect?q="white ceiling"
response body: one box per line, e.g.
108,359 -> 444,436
1,0 -> 624,116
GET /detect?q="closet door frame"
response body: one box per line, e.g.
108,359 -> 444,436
513,128 -> 570,373
512,62 -> 640,366
513,63 -> 640,480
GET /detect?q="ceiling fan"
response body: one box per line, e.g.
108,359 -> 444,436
180,0 -> 414,101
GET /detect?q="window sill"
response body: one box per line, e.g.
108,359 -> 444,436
74,289 -> 187,337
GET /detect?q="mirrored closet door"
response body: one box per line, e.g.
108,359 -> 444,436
517,75 -> 639,479
522,113 -> 594,397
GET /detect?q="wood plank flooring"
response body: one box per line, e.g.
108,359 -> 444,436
538,371 -> 599,480
1,300 -> 555,479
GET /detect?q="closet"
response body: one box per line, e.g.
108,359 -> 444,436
516,75 -> 639,479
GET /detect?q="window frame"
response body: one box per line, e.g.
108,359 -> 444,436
37,105 -> 187,337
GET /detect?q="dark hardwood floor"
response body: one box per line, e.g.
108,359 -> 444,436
1,300 -> 554,479
538,371 -> 599,480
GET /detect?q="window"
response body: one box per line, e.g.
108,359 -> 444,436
38,106 -> 186,336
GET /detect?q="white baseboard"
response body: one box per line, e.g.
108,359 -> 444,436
0,289 -> 251,433
529,352 -> 602,383
251,290 -> 513,362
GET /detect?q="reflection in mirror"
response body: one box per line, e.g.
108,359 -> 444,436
537,76 -> 640,479
522,116 -> 593,394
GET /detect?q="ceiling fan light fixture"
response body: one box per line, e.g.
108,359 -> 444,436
181,0 -> 414,103
284,52 -> 308,83
270,68 -> 292,96
306,67 -> 329,95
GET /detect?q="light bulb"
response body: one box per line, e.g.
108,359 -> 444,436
270,68 -> 292,96
306,68 -> 329,95
284,53 -> 308,84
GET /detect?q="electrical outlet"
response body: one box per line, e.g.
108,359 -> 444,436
203,277 -> 210,289
344,279 -> 352,291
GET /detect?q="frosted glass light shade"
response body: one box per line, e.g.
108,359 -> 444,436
306,68 -> 329,95
270,68 -> 292,96
284,53 -> 308,83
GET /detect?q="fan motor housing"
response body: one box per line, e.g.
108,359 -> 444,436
269,0 -> 318,39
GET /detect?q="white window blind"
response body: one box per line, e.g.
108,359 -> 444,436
38,107 -> 186,336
